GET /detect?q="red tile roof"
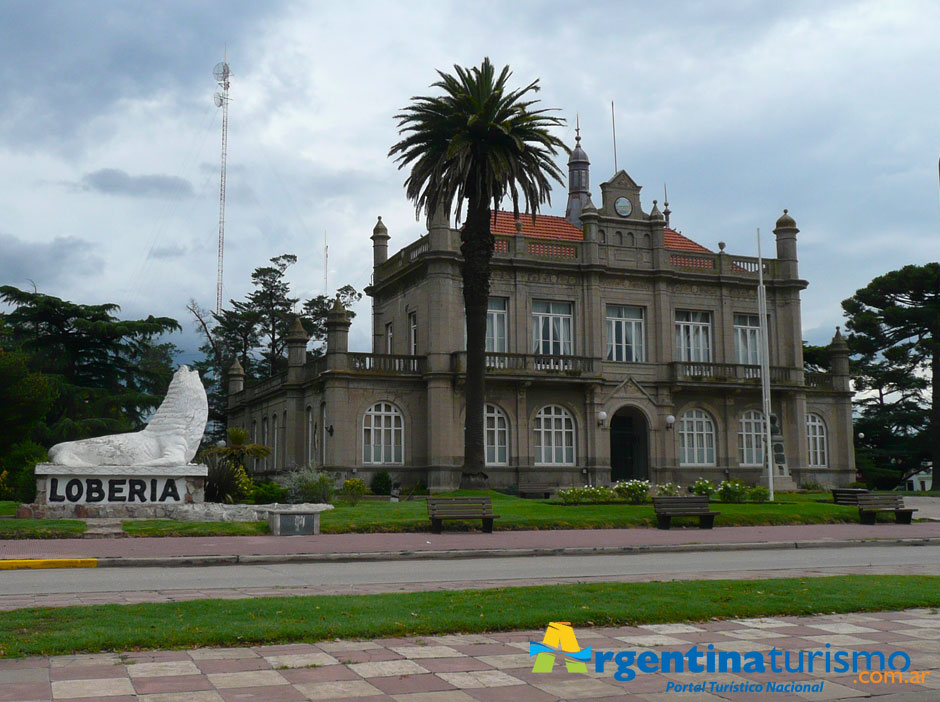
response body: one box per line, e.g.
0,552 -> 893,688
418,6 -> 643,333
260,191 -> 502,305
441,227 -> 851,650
489,211 -> 711,253
490,211 -> 584,241
664,228 -> 711,253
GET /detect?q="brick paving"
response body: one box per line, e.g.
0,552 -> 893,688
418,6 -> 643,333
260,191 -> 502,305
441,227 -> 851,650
3,523 -> 940,562
2,610 -> 938,701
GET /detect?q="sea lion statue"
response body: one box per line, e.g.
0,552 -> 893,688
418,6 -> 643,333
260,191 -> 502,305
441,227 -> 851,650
48,365 -> 208,467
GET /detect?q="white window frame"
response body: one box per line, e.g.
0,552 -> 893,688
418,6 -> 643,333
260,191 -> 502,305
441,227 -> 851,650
305,406 -> 314,466
675,310 -> 712,362
738,410 -> 764,467
261,417 -> 269,470
534,405 -> 576,466
486,298 -> 508,353
385,323 -> 394,354
734,313 -> 762,366
806,413 -> 828,467
678,409 -> 716,466
408,312 -> 417,355
485,404 -> 509,466
532,301 -> 573,356
606,305 -> 645,362
363,402 -> 404,465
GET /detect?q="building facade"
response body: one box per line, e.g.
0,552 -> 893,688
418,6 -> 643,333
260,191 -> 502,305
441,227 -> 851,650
226,136 -> 855,492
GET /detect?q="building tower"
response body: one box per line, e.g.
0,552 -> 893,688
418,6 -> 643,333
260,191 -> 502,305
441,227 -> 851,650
565,121 -> 591,227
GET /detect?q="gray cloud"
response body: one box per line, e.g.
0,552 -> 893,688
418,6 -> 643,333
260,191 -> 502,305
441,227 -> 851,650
0,232 -> 103,289
81,169 -> 194,198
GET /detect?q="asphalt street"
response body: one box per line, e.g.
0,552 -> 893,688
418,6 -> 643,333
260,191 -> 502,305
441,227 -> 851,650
3,544 -> 939,597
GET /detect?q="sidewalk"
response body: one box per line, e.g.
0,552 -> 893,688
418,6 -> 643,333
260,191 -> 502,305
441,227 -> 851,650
2,609 -> 938,701
4,523 -> 940,568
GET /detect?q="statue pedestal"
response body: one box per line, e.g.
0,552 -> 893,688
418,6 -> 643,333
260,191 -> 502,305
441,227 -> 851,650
25,463 -> 207,519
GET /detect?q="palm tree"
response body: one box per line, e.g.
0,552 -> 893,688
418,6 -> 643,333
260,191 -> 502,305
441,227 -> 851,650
389,58 -> 566,483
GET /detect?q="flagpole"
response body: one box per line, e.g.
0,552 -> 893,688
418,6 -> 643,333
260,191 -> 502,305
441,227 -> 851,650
757,228 -> 774,501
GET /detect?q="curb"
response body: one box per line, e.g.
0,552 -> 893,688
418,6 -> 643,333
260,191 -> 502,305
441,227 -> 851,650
3,536 -> 938,570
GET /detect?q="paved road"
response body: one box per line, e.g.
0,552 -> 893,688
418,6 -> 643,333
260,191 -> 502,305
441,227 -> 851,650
3,544 -> 939,599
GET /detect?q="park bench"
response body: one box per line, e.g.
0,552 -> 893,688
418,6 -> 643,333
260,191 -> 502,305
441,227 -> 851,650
427,496 -> 500,533
857,493 -> 917,525
653,496 -> 720,530
518,482 -> 556,499
832,488 -> 869,505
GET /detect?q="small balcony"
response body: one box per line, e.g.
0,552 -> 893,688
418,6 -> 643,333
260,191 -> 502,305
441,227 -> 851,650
451,352 -> 599,379
669,362 -> 803,387
349,353 -> 426,374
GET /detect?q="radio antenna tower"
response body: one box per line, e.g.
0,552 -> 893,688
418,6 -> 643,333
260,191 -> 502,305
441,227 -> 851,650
213,57 -> 231,314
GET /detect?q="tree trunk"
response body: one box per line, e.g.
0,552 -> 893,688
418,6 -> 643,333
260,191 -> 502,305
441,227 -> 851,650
932,350 -> 940,489
460,201 -> 494,485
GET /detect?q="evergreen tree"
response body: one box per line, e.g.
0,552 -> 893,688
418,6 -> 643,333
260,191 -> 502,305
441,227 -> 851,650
842,263 -> 938,487
0,286 -> 181,445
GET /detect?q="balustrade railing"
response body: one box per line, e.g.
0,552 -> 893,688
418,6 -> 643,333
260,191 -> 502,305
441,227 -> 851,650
349,353 -> 425,374
670,362 -> 802,384
452,352 -> 596,375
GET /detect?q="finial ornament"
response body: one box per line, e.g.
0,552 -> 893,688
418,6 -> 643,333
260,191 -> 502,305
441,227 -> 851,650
575,113 -> 580,143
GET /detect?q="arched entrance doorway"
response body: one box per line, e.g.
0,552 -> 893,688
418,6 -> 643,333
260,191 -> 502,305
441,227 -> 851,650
610,406 -> 649,482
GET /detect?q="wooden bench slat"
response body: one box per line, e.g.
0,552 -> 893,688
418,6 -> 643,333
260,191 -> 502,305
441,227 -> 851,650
427,497 -> 500,533
652,496 -> 719,530
856,494 -> 917,524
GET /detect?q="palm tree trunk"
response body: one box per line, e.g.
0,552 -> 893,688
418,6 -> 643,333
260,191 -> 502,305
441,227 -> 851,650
460,201 -> 494,484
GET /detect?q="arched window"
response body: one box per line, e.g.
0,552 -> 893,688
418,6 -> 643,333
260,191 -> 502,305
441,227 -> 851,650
272,414 -> 279,470
534,405 -> 575,465
485,404 -> 509,466
679,409 -> 716,466
739,410 -> 764,467
626,232 -> 635,247
615,231 -> 623,245
806,413 -> 828,467
599,229 -> 607,243
363,402 -> 404,464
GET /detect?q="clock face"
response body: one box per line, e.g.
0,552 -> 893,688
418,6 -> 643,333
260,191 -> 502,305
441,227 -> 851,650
614,197 -> 633,217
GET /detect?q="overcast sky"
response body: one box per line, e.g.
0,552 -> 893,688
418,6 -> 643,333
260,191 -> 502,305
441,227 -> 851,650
2,0 -> 939,359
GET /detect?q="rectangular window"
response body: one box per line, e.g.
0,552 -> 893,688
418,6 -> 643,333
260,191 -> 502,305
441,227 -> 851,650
675,310 -> 712,362
408,312 -> 417,355
385,322 -> 393,354
734,313 -> 762,365
486,298 -> 508,352
606,305 -> 645,362
532,301 -> 573,356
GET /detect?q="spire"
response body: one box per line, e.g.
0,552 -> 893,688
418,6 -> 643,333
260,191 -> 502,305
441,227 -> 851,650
566,119 -> 591,227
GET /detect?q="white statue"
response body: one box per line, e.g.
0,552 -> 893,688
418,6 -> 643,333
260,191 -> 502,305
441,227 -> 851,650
48,366 -> 208,467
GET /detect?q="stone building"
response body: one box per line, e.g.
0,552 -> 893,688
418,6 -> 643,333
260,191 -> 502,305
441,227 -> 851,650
226,134 -> 855,492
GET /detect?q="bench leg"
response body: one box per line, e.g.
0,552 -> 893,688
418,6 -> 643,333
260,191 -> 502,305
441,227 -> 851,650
699,514 -> 716,530
896,512 -> 914,525
482,518 -> 494,534
859,511 -> 876,525
656,515 -> 672,530
431,518 -> 443,534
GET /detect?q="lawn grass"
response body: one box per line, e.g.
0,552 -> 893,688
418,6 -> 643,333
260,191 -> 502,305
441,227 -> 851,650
0,501 -> 17,517
0,519 -> 84,539
0,575 -> 937,657
122,520 -> 270,537
320,490 -> 860,533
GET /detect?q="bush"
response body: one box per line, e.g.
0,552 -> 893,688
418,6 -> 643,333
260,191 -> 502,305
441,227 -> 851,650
203,453 -> 254,504
691,477 -> 715,497
0,470 -> 11,501
613,479 -> 651,504
800,480 -> 824,492
250,480 -> 288,504
341,478 -> 367,506
281,465 -> 335,504
717,479 -> 748,503
0,440 -> 47,503
583,485 -> 616,503
656,482 -> 680,497
557,486 -> 586,505
371,469 -> 393,496
847,481 -> 867,489
748,486 -> 771,503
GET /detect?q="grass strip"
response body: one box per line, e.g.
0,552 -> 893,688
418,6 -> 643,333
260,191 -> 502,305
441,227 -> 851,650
0,519 -> 84,539
122,520 -> 269,537
0,501 -> 17,517
1,575 -> 938,658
